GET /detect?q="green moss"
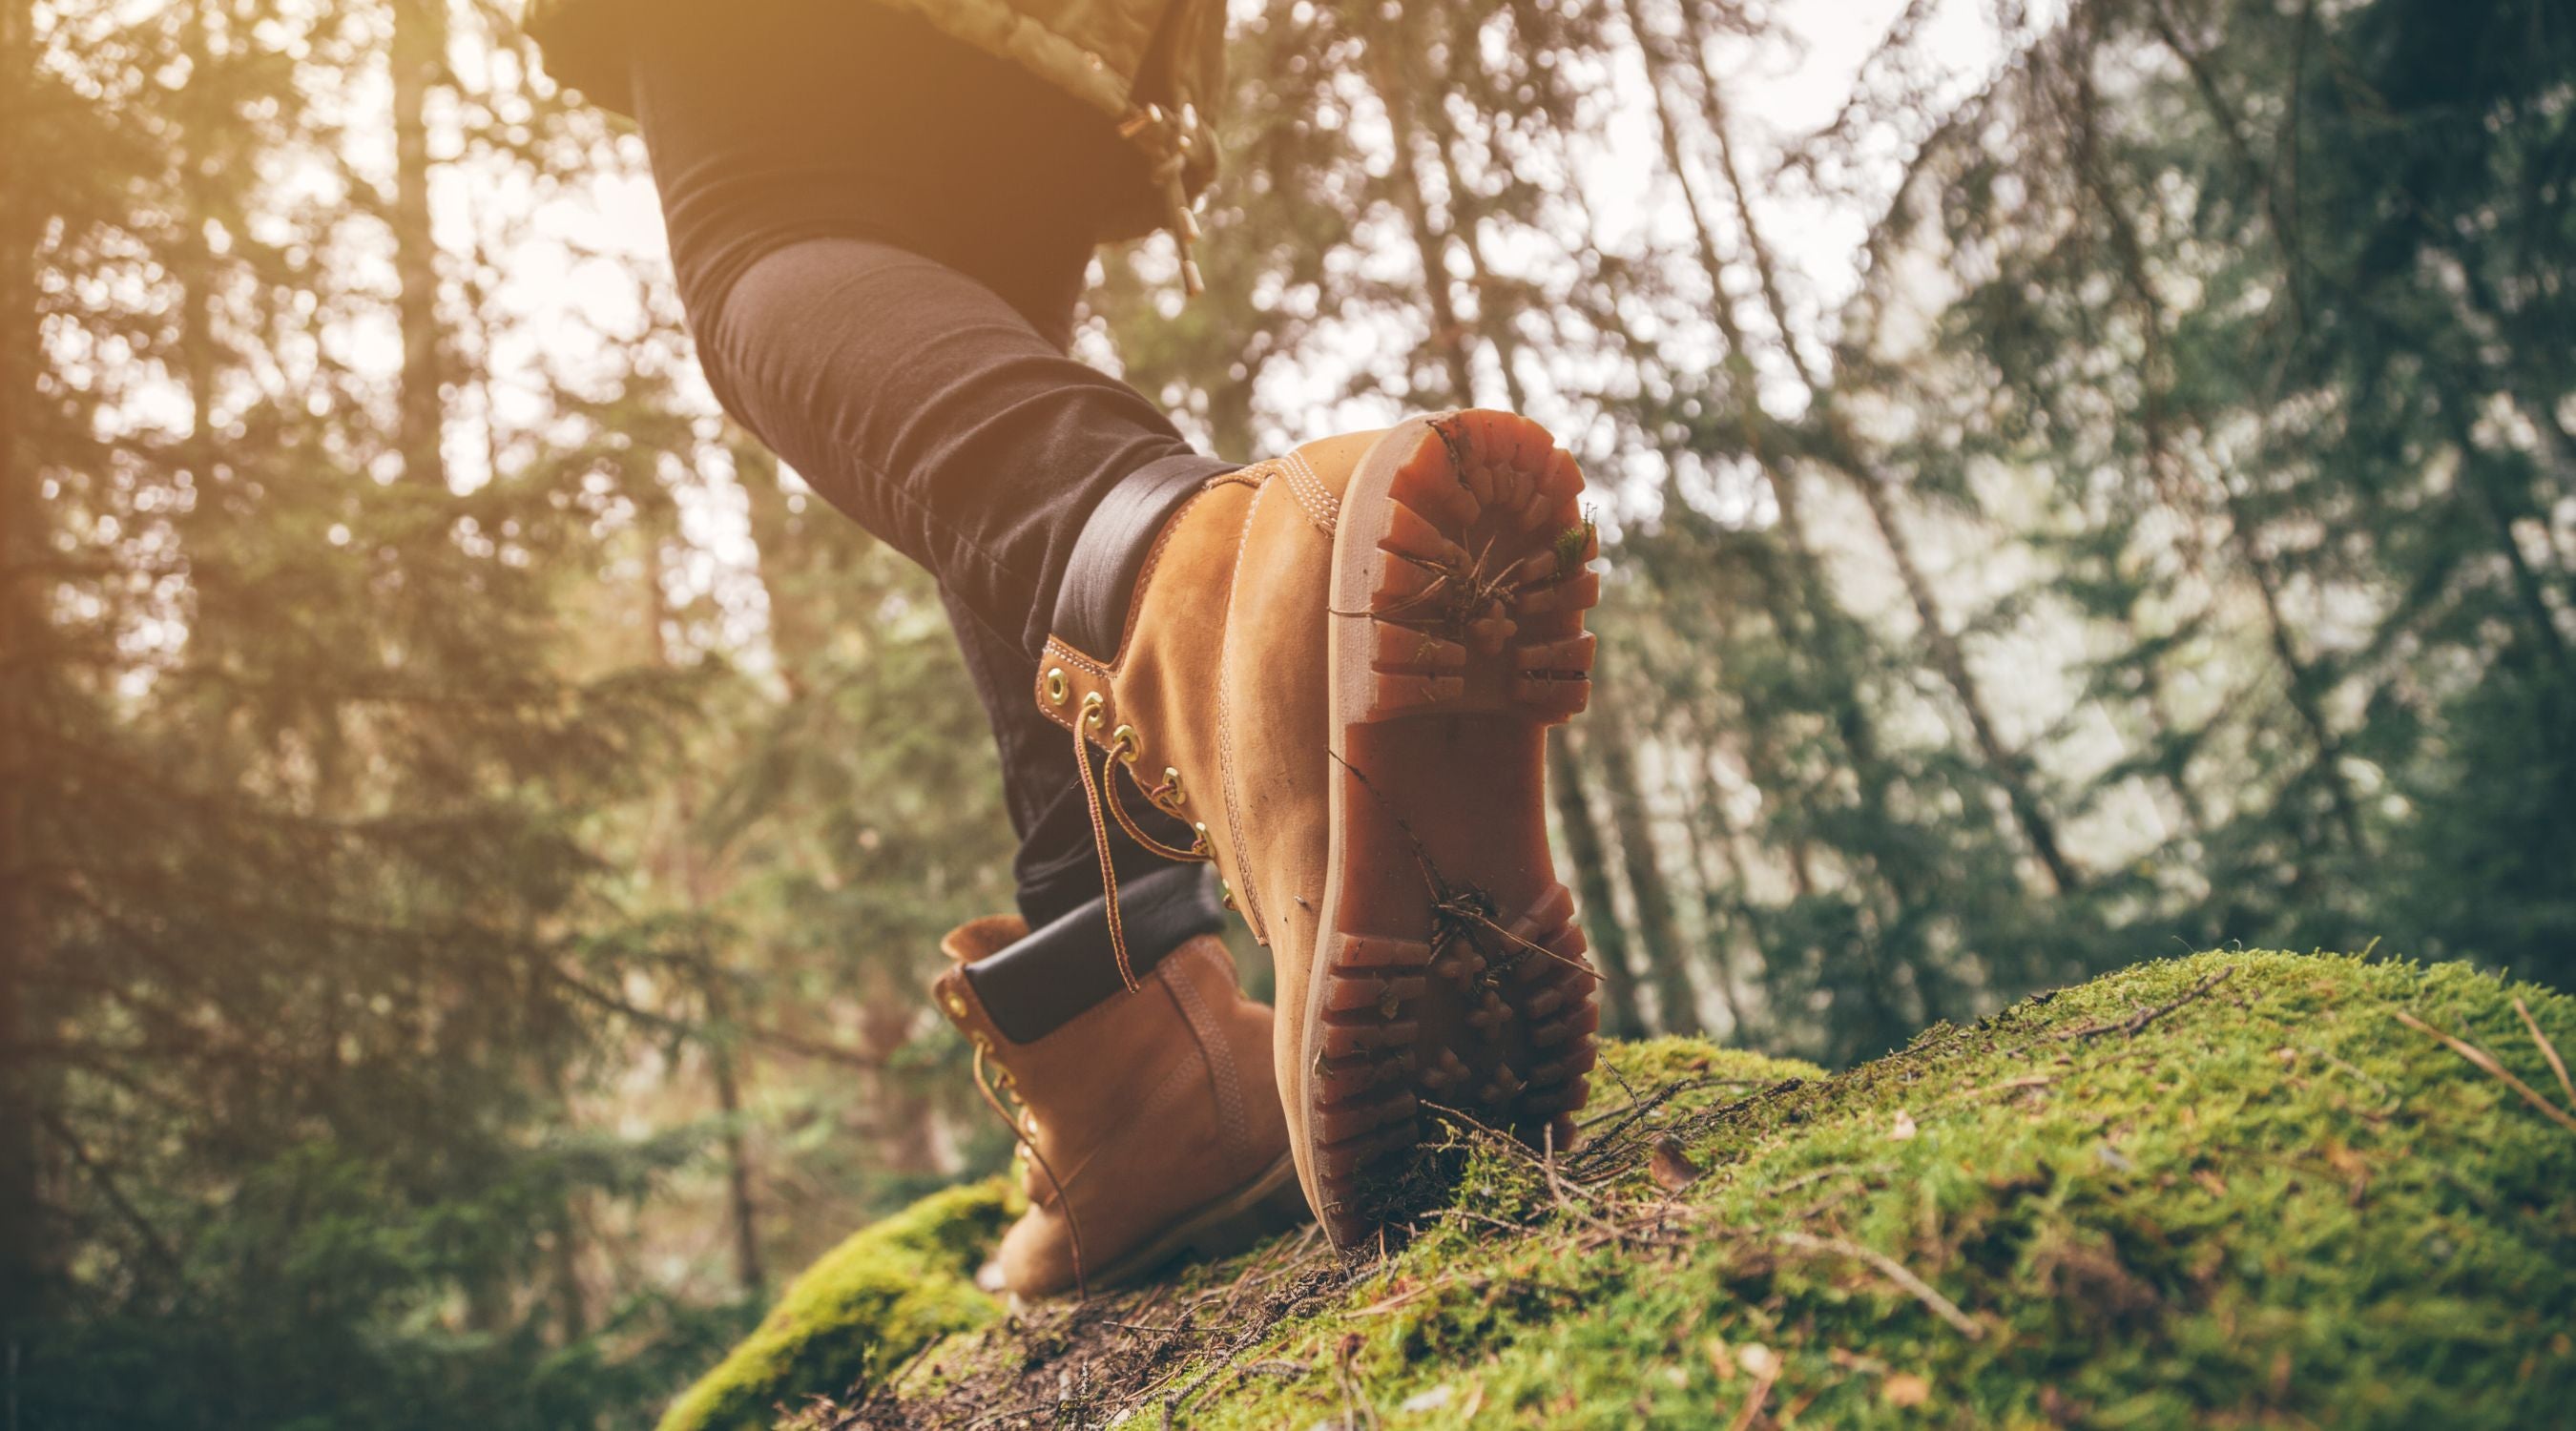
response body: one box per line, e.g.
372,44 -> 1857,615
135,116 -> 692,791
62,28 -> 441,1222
757,952 -> 2576,1428
654,1179 -> 1010,1431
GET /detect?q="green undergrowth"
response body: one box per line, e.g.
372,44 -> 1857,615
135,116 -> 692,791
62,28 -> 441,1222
677,951 -> 2576,1428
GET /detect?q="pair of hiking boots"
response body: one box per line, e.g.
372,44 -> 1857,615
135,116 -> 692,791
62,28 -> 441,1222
931,410 -> 1605,1297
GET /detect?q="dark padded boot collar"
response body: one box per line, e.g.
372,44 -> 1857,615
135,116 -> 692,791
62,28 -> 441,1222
963,863 -> 1229,1042
1052,452 -> 1237,657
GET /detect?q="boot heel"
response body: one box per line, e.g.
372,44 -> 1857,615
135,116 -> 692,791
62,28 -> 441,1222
1349,409 -> 1599,725
1311,410 -> 1606,1246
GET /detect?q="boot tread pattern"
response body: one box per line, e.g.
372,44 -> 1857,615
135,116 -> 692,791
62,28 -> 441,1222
1312,410 -> 1603,1245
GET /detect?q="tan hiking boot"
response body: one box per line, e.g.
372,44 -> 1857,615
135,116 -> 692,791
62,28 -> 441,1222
1034,409 -> 1605,1247
932,912 -> 1303,1298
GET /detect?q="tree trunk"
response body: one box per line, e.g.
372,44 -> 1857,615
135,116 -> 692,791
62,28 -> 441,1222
1618,0 -> 1901,828
1668,728 -> 1754,1037
644,545 -> 766,1297
1408,77 -> 1675,1040
1842,468 -> 2081,895
2055,35 -> 2367,852
1546,737 -> 1647,1041
0,0 -> 49,1379
389,0 -> 447,486
1680,3 -> 2081,896
1365,27 -> 1477,406
1587,677 -> 1702,1034
707,1027 -> 763,1296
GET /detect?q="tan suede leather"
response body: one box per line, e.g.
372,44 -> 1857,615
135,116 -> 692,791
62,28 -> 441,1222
1032,411 -> 1603,1247
931,919 -> 1297,1298
1032,441 -> 1365,1214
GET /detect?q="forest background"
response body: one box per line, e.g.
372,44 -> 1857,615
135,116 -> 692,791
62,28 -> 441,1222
4,0 -> 2570,1423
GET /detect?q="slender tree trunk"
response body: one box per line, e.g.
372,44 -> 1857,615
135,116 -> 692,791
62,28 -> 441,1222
1546,738 -> 1647,1041
1625,0 -> 1914,918
1619,0 -> 1901,819
1587,677 -> 1702,1034
706,1022 -> 763,1296
0,0 -> 48,1385
1681,7 -> 2080,896
2141,660 -> 2214,839
1668,729 -> 1753,1036
390,0 -> 446,486
2436,385 -> 2570,671
644,547 -> 765,1297
1365,28 -> 1477,406
856,997 -> 942,1177
2056,36 -> 2367,852
1846,471 -> 2081,894
1392,67 -> 1661,1040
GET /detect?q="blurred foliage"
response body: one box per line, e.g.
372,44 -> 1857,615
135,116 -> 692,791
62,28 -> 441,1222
1,0 -> 2569,1423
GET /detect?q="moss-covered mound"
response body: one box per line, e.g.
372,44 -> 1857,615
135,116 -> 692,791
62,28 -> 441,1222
654,1180 -> 1011,1431
666,951 -> 2576,1428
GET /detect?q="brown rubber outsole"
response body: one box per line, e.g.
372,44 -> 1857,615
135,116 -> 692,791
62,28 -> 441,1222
1303,409 -> 1603,1248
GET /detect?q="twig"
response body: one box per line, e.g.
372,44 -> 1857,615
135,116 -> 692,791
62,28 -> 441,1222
1776,1161 -> 1895,1200
1947,1073 -> 2055,1105
1773,1231 -> 1985,1338
1544,1123 -> 1633,1244
1350,1272 -> 1486,1317
2057,965 -> 2237,1041
2512,997 -> 2574,1109
1726,1360 -> 1778,1431
2395,1009 -> 2576,1135
1162,1330 -> 1272,1426
1436,1204 -> 1534,1238
1422,1099 -> 1620,1221
1331,1334 -> 1381,1430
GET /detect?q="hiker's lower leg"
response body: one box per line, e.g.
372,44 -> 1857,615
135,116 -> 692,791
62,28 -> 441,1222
629,0 -> 1227,923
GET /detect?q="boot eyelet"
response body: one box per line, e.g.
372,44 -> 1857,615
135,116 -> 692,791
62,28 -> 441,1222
1161,768 -> 1187,807
1192,822 -> 1211,856
1080,690 -> 1106,729
941,988 -> 969,1019
1043,668 -> 1069,705
1110,724 -> 1139,762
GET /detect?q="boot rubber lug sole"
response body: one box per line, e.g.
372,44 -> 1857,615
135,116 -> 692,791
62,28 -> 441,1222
1305,409 -> 1601,1249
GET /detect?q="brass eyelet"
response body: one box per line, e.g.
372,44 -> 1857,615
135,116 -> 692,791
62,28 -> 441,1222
1161,768 -> 1187,806
1192,821 -> 1211,856
1081,690 -> 1105,729
1217,878 -> 1236,911
1111,723 -> 1139,762
1043,667 -> 1070,705
941,987 -> 970,1019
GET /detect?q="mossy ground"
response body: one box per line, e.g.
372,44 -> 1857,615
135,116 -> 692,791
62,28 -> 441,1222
665,951 -> 2576,1428
654,1181 -> 1011,1431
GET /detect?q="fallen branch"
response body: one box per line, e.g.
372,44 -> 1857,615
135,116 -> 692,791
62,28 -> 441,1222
1773,1231 -> 1985,1339
2058,965 -> 2237,1041
2512,997 -> 2574,1108
2394,1009 -> 2576,1136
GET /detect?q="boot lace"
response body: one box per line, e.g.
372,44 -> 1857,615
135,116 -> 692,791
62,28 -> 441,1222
969,1039 -> 1093,1302
1071,693 -> 1214,993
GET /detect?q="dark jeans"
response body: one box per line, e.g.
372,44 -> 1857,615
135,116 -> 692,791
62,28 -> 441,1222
628,1 -> 1223,927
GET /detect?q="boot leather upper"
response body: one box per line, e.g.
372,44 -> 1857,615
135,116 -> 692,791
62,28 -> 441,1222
1030,430 -> 1389,1208
932,918 -> 1287,1297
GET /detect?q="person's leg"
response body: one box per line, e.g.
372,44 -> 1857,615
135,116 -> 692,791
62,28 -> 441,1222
696,238 -> 1223,925
627,0 -> 1224,927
